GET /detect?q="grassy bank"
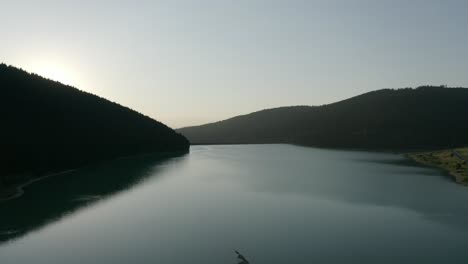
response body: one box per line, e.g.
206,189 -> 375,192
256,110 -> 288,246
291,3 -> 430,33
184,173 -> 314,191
408,148 -> 468,185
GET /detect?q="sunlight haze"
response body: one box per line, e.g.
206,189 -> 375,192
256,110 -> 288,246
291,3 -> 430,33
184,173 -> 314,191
3,2 -> 468,263
1,0 -> 467,128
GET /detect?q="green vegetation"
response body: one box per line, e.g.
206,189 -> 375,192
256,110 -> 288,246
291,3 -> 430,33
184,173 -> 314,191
408,148 -> 468,185
178,86 -> 468,150
0,64 -> 189,193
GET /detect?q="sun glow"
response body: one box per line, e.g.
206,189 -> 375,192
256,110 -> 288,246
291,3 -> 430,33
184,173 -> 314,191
38,67 -> 73,85
27,60 -> 79,87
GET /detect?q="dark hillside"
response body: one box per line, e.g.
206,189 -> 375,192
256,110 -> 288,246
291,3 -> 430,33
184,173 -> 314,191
178,86 -> 468,150
0,63 -> 188,189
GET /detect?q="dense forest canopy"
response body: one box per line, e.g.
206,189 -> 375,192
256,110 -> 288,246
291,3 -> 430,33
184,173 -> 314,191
178,86 -> 468,150
0,63 -> 188,188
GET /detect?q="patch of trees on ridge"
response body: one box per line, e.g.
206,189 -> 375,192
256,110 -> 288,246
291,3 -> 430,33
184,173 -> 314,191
178,86 -> 468,150
0,63 -> 188,188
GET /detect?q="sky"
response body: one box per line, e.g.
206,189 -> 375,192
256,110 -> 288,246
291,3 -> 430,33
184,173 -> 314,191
1,0 -> 468,128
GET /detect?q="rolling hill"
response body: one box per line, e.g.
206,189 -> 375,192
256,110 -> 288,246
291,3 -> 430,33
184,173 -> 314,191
0,63 -> 188,189
178,86 -> 468,150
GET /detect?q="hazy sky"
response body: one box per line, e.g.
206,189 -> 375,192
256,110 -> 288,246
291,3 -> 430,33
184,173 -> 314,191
1,0 -> 467,128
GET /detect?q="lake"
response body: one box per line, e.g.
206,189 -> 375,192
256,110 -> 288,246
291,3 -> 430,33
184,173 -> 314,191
1,144 -> 468,263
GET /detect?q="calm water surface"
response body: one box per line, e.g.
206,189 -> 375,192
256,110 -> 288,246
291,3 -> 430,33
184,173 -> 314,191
1,145 -> 468,264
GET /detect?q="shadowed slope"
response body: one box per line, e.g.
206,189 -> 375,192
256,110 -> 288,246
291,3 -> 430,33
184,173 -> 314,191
179,86 -> 468,150
0,63 -> 189,189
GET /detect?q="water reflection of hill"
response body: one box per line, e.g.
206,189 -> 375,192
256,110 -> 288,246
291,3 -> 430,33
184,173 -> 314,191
0,151 -> 187,244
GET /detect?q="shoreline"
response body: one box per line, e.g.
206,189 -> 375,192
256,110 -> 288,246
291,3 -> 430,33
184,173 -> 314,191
407,148 -> 468,186
0,170 -> 76,202
3,147 -> 465,201
0,149 -> 189,203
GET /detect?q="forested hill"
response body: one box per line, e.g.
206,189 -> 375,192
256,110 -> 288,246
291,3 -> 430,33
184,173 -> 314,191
0,64 -> 188,186
178,86 -> 468,150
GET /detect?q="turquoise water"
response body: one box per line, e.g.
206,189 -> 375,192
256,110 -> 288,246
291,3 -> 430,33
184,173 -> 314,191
1,145 -> 468,263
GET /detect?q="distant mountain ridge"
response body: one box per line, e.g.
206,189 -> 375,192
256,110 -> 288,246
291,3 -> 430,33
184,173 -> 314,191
0,63 -> 188,189
178,86 -> 468,150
